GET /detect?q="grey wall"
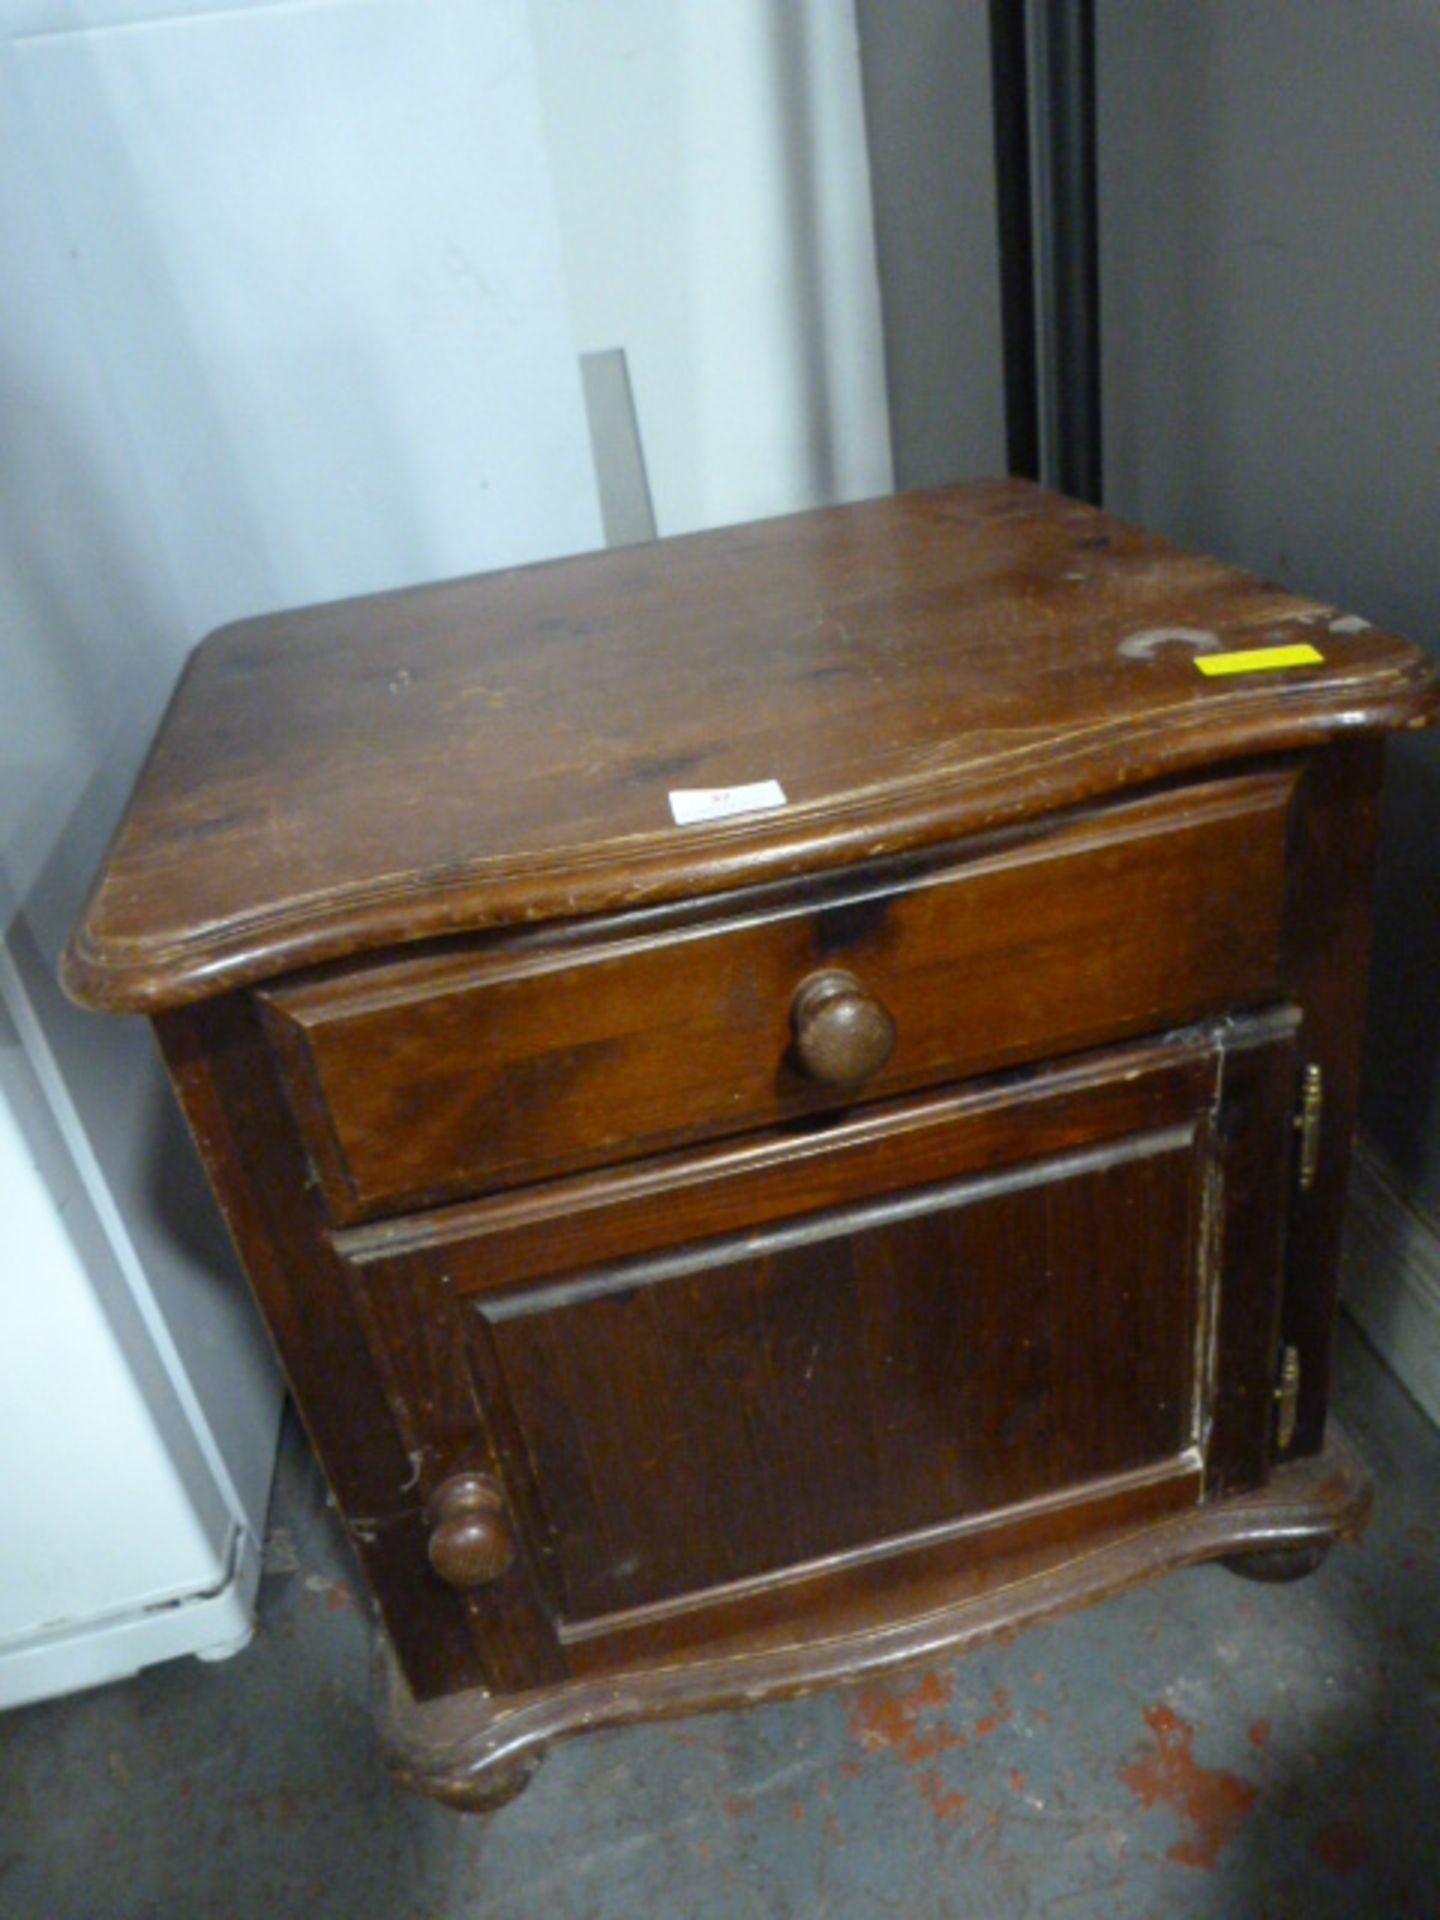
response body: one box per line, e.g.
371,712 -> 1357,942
1098,0 -> 1440,1211
854,0 -> 1007,489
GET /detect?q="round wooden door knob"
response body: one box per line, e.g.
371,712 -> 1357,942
426,1473 -> 516,1589
791,968 -> 897,1089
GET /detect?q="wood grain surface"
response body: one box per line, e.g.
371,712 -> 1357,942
474,1133 -> 1204,1623
63,480 -> 1437,1010
260,769 -> 1294,1221
337,1013 -> 1295,1680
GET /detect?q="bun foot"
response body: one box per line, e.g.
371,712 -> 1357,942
391,1745 -> 542,1814
1221,1541 -> 1331,1584
373,1635 -> 545,1815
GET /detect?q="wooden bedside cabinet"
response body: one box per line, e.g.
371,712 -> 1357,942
64,482 -> 1437,1808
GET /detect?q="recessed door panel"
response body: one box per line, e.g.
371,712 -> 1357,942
472,1128 -> 1204,1622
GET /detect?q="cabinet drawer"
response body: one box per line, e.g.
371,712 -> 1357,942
261,770 -> 1295,1222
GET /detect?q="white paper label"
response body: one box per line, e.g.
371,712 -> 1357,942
667,779 -> 788,826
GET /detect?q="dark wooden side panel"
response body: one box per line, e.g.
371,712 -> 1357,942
154,998 -> 494,1700
263,772 -> 1295,1221
470,1129 -> 1202,1626
1204,1015 -> 1301,1494
1279,740 -> 1386,1453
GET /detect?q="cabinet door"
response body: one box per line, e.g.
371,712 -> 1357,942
342,1011 -> 1298,1684
482,1132 -> 1200,1615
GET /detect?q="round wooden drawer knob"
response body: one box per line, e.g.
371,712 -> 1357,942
791,968 -> 897,1090
426,1473 -> 516,1589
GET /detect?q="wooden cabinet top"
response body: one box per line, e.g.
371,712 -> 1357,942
65,480 -> 1437,1011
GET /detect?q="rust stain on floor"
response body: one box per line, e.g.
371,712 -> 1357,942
846,1669 -> 963,1763
915,1771 -> 969,1823
845,1669 -> 972,1822
1117,1702 -> 1259,1870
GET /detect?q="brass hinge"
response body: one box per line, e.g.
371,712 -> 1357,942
1275,1343 -> 1301,1451
1295,1063 -> 1323,1191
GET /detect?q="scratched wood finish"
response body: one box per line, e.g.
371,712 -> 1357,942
376,1428 -> 1373,1810
260,770 -> 1292,1220
559,1458 -> 1206,1680
62,482 -> 1436,1012
346,1259 -> 566,1693
66,483 -> 1437,1805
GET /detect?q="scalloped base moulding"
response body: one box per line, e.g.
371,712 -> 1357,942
375,1427 -> 1371,1812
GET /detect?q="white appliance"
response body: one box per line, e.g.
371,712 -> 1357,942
0,944 -> 278,1707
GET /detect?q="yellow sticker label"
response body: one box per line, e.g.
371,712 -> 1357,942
1195,644 -> 1324,677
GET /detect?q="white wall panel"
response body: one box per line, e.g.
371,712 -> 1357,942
15,0 -> 602,641
529,0 -> 893,537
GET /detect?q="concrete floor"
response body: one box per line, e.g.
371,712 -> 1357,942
4,1314 -> 1439,1920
